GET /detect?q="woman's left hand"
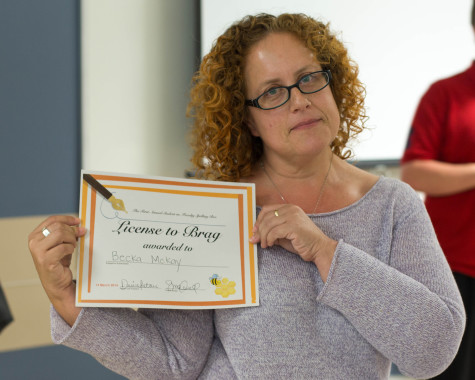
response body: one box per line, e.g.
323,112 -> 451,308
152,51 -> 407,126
250,204 -> 337,281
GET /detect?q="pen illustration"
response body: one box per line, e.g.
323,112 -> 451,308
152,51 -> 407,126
83,174 -> 128,213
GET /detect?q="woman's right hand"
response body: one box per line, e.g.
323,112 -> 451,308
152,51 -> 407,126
28,215 -> 86,326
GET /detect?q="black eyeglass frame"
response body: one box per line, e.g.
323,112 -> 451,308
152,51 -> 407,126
245,70 -> 332,110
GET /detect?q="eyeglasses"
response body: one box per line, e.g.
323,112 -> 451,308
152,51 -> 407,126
245,70 -> 332,110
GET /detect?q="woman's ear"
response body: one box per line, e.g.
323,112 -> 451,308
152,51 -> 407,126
245,114 -> 260,137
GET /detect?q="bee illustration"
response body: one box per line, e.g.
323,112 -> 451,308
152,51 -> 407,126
209,274 -> 222,286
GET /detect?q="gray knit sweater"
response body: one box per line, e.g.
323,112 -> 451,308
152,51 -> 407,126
51,177 -> 465,379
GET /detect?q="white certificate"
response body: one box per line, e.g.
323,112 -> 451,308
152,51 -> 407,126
76,170 -> 258,309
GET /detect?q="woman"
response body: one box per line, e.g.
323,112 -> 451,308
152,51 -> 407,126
28,14 -> 464,379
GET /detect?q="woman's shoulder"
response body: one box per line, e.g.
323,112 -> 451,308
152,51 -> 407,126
325,161 -> 422,215
340,161 -> 417,200
356,175 -> 424,217
371,175 -> 420,200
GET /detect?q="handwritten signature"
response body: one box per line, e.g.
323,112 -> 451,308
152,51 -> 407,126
120,279 -> 160,290
165,280 -> 200,293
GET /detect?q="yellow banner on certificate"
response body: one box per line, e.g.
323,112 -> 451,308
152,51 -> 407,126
76,170 -> 258,309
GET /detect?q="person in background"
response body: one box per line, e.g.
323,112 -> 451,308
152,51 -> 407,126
400,3 -> 475,379
29,13 -> 465,379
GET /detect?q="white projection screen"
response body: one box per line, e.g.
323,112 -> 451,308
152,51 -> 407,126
201,0 -> 474,162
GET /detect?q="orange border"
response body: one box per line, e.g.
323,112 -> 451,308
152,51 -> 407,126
247,186 -> 257,303
87,192 -> 97,293
93,174 -> 251,191
77,175 -> 257,307
77,180 -> 89,302
106,185 -> 240,199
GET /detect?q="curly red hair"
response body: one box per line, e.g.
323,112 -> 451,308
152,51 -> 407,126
188,13 -> 367,181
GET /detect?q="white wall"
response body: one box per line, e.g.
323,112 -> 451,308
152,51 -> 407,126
202,0 -> 475,161
81,0 -> 198,177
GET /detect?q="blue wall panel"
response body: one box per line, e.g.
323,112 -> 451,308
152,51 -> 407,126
0,0 -> 81,218
0,1 -> 122,378
0,345 -> 127,380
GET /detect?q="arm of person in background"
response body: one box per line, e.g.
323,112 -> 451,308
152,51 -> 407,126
401,159 -> 475,196
401,76 -> 475,197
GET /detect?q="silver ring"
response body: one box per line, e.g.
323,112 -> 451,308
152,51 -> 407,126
274,210 -> 279,217
42,227 -> 51,237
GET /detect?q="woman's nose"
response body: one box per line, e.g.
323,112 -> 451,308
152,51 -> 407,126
289,87 -> 311,111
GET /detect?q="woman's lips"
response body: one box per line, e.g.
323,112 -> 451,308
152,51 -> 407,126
291,118 -> 321,132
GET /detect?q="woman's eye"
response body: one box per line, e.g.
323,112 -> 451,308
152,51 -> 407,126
263,87 -> 282,98
300,74 -> 315,84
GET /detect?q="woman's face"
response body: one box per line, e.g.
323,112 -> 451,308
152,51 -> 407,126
244,32 -> 340,163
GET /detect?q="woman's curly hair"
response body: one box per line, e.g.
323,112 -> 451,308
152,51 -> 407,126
188,13 -> 367,181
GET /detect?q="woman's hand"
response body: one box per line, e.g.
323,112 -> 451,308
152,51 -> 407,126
28,215 -> 86,326
250,205 -> 337,282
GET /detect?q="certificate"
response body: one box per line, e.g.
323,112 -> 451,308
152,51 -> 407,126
76,170 -> 258,309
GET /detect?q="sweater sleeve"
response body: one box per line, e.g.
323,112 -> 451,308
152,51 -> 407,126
316,184 -> 465,379
50,306 -> 214,380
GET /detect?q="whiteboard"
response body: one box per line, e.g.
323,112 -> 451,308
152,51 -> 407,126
201,0 -> 474,161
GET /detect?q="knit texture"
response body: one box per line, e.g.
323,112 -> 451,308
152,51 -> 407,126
51,177 -> 465,379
